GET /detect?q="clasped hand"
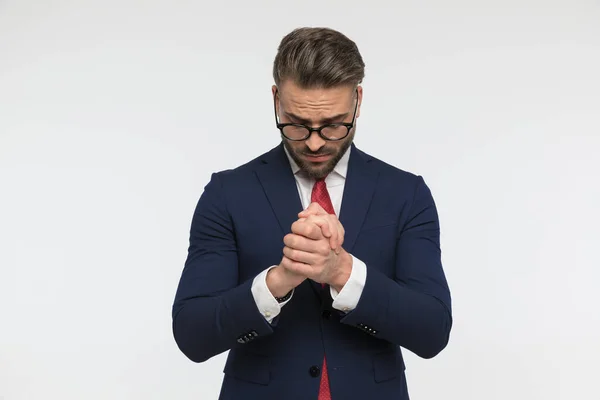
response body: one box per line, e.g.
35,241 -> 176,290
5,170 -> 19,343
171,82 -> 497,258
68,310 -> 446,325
279,202 -> 352,290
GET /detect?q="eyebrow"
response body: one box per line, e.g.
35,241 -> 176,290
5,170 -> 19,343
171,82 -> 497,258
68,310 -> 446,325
284,111 -> 350,125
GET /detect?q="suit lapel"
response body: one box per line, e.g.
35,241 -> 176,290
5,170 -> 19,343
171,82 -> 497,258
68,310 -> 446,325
255,143 -> 303,237
339,145 -> 379,253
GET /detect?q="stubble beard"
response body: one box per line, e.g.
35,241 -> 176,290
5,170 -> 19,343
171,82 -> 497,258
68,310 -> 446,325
283,129 -> 355,180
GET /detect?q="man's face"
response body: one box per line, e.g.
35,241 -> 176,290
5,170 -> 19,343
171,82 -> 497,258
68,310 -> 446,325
273,80 -> 362,179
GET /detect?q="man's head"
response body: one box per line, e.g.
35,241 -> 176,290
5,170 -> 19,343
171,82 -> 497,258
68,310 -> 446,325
272,27 -> 365,179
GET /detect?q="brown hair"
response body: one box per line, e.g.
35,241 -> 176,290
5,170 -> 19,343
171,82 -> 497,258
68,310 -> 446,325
273,27 -> 365,88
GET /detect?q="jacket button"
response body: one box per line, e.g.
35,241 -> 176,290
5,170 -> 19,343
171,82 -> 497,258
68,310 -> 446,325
309,365 -> 320,377
321,310 -> 331,319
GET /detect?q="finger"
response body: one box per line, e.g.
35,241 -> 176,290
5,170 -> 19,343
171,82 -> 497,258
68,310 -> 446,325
323,218 -> 343,251
290,219 -> 324,240
298,202 -> 327,218
305,215 -> 334,239
336,223 -> 345,250
306,215 -> 338,249
281,255 -> 313,277
284,233 -> 321,253
282,245 -> 318,265
279,258 -> 304,279
298,202 -> 328,218
284,234 -> 330,260
326,218 -> 344,251
325,228 -> 336,250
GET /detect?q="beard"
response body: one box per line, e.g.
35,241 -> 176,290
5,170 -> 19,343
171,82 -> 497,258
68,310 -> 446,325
283,129 -> 355,180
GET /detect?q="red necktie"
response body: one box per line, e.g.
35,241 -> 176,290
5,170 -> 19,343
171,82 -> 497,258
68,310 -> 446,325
311,178 -> 333,400
311,178 -> 335,215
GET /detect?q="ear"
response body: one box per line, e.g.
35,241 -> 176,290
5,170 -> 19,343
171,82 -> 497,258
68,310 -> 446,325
356,85 -> 363,119
272,85 -> 279,117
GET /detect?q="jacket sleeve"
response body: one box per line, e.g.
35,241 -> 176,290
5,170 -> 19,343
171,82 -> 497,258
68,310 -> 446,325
172,172 -> 274,363
340,176 -> 452,359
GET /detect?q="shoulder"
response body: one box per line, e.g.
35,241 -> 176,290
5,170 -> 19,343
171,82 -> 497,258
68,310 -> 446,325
212,145 -> 279,178
355,146 -> 437,213
354,146 -> 424,189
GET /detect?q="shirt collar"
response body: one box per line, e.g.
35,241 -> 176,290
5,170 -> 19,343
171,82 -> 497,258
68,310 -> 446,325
283,143 -> 351,180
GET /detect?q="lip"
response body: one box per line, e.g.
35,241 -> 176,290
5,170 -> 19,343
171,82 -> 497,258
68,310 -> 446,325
303,154 -> 332,162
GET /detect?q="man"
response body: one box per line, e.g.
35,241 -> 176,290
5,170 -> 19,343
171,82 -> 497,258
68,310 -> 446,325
172,27 -> 452,399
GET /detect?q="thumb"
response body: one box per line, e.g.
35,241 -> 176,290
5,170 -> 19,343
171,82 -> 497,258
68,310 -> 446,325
298,202 -> 328,218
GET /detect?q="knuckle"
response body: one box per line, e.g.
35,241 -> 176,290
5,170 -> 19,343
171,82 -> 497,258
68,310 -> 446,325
287,248 -> 296,259
283,234 -> 293,245
291,236 -> 301,248
281,257 -> 292,269
286,263 -> 299,274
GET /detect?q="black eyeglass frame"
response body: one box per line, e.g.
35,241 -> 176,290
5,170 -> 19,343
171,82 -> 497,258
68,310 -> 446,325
273,88 -> 359,142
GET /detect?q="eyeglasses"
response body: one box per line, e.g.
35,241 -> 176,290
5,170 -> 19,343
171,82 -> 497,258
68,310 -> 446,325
273,88 -> 359,141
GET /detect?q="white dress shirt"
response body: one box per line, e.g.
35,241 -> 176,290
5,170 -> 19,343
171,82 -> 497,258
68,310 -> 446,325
251,145 -> 368,323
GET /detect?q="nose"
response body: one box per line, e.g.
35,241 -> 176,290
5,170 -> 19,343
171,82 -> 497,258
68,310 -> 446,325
305,131 -> 326,152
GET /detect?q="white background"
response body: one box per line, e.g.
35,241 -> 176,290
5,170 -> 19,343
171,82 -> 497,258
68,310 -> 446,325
1,0 -> 599,399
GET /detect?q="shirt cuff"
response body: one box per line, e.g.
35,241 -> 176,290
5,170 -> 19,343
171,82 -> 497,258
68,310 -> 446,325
251,265 -> 293,323
331,255 -> 367,313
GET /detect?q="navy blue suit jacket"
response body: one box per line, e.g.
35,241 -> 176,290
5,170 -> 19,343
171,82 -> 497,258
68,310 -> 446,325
172,143 -> 452,399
